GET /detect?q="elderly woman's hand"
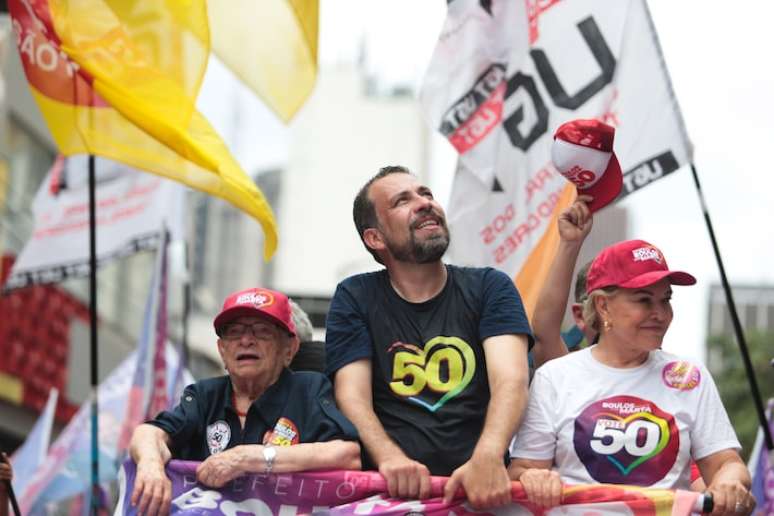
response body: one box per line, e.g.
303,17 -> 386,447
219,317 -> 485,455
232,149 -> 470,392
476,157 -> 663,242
518,468 -> 562,509
698,449 -> 755,516
706,479 -> 756,516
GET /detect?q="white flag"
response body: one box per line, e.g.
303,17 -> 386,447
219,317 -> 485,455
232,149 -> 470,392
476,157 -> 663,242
10,388 -> 58,498
420,0 -> 691,310
4,155 -> 185,289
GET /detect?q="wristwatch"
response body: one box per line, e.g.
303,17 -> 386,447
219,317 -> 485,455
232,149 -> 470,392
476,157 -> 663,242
262,444 -> 276,476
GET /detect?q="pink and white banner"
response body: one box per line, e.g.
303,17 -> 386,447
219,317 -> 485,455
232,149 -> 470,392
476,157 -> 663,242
116,459 -> 705,515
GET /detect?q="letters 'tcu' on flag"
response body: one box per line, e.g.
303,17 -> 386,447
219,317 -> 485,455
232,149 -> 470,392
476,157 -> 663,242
209,0 -> 318,123
420,0 -> 692,312
9,0 -> 278,259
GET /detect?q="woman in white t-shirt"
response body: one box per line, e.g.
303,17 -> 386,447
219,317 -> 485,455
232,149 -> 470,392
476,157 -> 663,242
508,239 -> 754,516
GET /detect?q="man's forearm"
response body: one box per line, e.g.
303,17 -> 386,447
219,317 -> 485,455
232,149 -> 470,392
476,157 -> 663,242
228,441 -> 361,474
339,399 -> 405,466
531,239 -> 582,368
476,335 -> 530,460
474,378 -> 528,461
130,424 -> 172,466
333,360 -> 408,467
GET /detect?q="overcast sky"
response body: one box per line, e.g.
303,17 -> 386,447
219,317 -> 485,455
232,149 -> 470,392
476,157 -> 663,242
200,0 -> 774,363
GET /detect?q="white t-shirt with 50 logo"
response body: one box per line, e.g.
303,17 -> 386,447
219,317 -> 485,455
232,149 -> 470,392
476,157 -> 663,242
510,348 -> 739,488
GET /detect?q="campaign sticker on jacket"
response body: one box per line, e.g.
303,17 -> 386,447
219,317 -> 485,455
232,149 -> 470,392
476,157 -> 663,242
573,395 -> 679,485
264,417 -> 300,446
206,421 -> 231,455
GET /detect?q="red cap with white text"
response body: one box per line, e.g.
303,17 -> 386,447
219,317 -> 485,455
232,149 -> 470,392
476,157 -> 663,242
213,287 -> 296,337
551,119 -> 623,213
585,240 -> 697,294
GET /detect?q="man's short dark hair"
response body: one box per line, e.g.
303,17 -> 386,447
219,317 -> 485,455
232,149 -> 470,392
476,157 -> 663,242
353,165 -> 412,264
574,261 -> 592,303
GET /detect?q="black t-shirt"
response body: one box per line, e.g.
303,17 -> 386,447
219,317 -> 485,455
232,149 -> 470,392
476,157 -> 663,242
147,369 -> 358,460
325,265 -> 532,475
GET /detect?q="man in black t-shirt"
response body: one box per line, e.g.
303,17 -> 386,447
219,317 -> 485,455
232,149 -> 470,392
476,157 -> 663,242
326,166 -> 532,509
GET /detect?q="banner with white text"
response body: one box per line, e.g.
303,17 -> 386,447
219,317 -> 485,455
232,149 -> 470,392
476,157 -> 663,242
419,0 -> 692,308
116,459 -> 704,515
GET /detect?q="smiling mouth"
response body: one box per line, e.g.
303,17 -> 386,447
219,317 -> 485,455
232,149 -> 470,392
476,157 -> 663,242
413,217 -> 443,231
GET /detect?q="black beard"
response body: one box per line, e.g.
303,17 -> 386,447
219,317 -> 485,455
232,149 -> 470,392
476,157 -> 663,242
387,226 -> 450,264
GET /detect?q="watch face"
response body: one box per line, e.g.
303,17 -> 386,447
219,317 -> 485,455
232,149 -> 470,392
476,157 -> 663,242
263,445 -> 277,475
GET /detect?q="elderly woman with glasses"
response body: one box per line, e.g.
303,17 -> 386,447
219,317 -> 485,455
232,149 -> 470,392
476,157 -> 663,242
129,287 -> 361,516
508,239 -> 754,516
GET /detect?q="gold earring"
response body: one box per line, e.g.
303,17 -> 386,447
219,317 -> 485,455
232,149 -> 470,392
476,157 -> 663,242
603,320 -> 612,332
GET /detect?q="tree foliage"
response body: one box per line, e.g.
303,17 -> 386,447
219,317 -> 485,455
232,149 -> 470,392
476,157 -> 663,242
706,331 -> 774,460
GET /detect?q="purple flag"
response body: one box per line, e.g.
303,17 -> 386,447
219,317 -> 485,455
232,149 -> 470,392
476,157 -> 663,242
749,401 -> 774,515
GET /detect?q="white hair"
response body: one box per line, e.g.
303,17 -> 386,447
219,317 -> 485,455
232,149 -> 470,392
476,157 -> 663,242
289,299 -> 314,342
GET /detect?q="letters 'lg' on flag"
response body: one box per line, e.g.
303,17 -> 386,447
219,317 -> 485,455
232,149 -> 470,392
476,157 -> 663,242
8,0 -> 278,259
419,0 -> 692,312
209,0 -> 318,123
117,460 -> 705,516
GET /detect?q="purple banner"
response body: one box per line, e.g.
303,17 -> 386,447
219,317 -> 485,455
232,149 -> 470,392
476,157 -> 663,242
116,459 -> 702,515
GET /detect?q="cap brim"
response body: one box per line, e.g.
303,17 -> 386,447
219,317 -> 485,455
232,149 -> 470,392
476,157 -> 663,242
214,307 -> 295,336
618,270 -> 697,289
582,153 -> 623,213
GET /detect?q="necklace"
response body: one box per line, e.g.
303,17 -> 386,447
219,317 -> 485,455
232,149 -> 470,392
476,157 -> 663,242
231,392 -> 248,417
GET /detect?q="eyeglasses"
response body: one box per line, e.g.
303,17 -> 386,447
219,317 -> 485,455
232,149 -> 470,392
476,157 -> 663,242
220,322 -> 279,341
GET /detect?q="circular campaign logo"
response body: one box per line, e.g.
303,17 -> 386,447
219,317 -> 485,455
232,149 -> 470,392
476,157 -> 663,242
573,395 -> 679,485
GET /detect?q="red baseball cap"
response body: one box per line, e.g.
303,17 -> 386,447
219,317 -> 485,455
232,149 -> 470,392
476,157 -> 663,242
551,119 -> 623,213
585,240 -> 696,294
213,287 -> 296,337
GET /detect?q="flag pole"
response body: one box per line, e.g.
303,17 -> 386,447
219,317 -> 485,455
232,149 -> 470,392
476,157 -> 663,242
182,241 -> 191,372
690,163 -> 774,452
1,452 -> 20,516
88,154 -> 100,514
3,480 -> 20,516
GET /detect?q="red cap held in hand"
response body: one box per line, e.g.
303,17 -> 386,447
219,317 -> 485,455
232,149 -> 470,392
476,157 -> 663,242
551,119 -> 623,213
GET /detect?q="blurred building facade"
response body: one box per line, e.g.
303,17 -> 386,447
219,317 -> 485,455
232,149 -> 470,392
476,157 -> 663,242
705,284 -> 774,371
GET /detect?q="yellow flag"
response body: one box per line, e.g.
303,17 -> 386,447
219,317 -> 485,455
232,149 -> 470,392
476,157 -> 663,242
9,0 -> 278,259
209,0 -> 318,122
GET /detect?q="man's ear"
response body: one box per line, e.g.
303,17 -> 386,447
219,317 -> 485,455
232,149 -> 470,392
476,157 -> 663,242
571,303 -> 584,326
285,335 -> 301,366
363,227 -> 386,253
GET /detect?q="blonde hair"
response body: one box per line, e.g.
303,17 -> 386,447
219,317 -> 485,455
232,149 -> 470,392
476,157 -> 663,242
582,287 -> 618,334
